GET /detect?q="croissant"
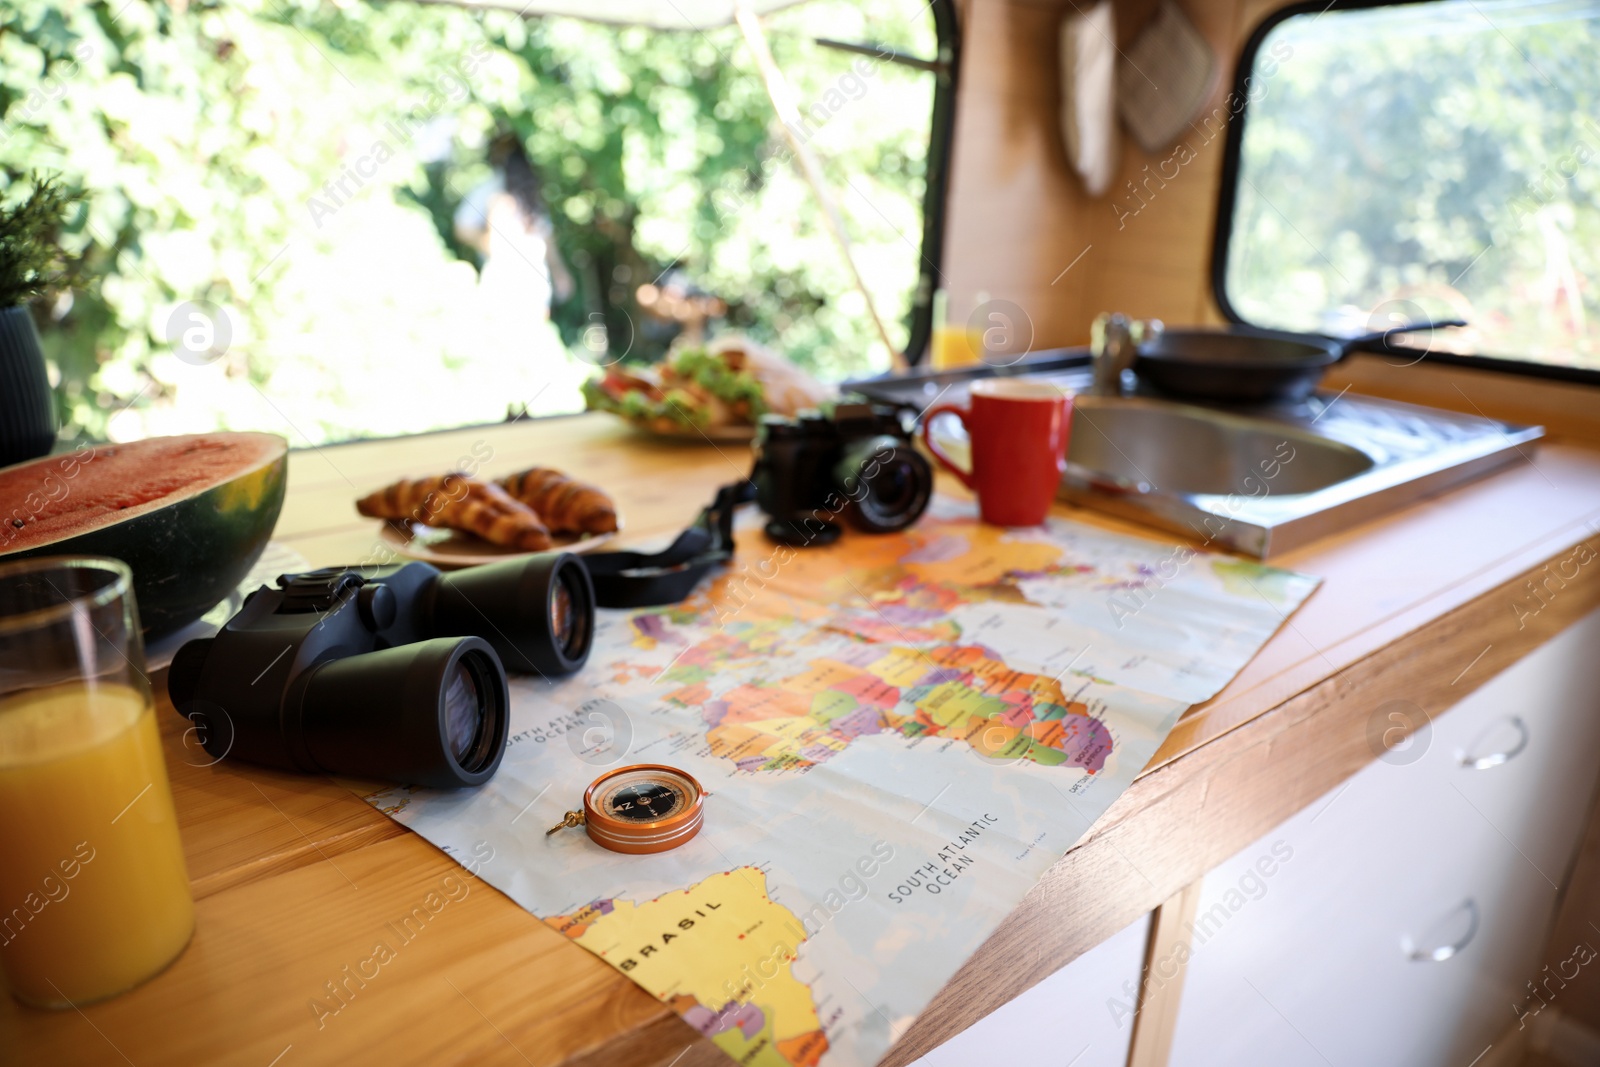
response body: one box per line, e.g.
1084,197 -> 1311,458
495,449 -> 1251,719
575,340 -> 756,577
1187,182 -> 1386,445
357,474 -> 553,550
497,468 -> 618,535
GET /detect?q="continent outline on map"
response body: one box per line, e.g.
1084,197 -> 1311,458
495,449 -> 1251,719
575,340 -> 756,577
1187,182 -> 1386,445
546,865 -> 830,1067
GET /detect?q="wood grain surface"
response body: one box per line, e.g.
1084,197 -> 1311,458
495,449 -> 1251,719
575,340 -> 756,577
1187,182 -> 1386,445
4,405 -> 1598,1067
8,0 -> 1600,1058
1126,882 -> 1203,1067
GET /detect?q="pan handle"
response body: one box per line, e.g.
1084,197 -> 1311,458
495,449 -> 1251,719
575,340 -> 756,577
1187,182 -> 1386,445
1337,318 -> 1468,358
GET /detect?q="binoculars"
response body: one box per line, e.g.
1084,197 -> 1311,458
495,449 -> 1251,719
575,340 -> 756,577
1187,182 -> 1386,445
167,554 -> 594,788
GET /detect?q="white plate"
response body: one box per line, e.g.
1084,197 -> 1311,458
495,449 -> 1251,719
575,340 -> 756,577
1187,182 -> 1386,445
377,519 -> 619,568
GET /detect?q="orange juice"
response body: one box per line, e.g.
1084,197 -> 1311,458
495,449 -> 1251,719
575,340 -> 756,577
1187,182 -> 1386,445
0,682 -> 194,1007
930,323 -> 987,369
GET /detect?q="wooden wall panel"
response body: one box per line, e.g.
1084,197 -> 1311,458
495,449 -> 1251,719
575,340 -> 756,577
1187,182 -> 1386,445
945,0 -> 1251,349
1079,0 -> 1243,331
944,0 -> 1091,348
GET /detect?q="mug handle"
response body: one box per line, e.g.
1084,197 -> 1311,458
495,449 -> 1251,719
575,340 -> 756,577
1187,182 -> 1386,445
920,404 -> 975,489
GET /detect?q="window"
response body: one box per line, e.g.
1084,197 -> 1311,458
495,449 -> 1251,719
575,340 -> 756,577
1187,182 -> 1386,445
1216,0 -> 1600,376
1,0 -> 953,445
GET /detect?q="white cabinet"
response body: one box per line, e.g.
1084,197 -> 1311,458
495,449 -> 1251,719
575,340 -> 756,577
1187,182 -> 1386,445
1169,607 -> 1600,1067
910,912 -> 1150,1067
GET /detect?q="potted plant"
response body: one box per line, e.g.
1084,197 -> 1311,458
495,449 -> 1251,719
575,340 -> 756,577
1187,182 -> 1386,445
0,172 -> 83,467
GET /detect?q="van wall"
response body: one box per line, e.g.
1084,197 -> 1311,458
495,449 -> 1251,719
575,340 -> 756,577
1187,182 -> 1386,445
943,0 -> 1283,347
941,0 -> 1600,444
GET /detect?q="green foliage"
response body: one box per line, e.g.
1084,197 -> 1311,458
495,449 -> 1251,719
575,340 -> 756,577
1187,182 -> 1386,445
0,171 -> 83,307
0,0 -> 935,445
1226,2 -> 1600,369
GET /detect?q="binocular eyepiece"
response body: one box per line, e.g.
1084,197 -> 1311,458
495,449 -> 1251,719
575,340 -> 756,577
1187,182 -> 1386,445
167,553 -> 594,789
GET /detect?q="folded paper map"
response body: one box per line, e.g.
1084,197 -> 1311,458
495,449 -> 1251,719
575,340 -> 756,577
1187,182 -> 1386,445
365,497 -> 1318,1066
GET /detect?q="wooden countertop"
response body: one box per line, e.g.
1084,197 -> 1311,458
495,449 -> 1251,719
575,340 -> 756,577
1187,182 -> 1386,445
6,410 -> 1600,1067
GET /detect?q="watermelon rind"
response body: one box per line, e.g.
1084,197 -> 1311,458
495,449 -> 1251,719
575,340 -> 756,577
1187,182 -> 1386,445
0,434 -> 288,637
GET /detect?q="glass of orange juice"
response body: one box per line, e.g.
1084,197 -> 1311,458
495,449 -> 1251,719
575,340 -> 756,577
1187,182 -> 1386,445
0,556 -> 194,1008
928,289 -> 987,370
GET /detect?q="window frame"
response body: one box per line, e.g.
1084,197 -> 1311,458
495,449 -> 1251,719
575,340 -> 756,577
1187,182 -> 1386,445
819,0 -> 959,365
1211,0 -> 1600,387
904,0 -> 960,365
515,0 -> 959,368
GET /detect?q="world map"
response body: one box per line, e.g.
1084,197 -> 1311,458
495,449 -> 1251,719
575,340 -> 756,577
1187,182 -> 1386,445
661,636 -> 1113,774
547,867 -> 828,1067
366,497 -> 1319,1067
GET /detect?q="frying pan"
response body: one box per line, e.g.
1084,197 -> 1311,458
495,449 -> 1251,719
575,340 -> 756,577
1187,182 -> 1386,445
1133,321 -> 1466,403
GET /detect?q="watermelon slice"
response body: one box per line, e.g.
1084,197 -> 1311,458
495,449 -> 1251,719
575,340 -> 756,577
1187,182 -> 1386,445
0,432 -> 288,637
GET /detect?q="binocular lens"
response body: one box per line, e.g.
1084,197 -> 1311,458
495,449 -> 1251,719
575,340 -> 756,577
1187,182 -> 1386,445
296,636 -> 508,788
431,552 -> 594,676
444,659 -> 486,767
551,565 -> 591,662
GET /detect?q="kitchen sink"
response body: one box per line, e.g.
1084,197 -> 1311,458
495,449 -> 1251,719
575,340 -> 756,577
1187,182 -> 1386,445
1066,398 -> 1377,497
875,358 -> 1545,558
1058,386 -> 1543,556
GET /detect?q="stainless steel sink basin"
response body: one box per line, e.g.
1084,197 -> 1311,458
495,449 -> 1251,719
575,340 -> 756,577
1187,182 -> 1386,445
1057,389 -> 1544,557
1066,398 -> 1377,496
908,362 -> 1545,557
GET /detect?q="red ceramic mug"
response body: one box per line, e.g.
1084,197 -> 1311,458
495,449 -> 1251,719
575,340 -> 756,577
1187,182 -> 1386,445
921,380 -> 1072,526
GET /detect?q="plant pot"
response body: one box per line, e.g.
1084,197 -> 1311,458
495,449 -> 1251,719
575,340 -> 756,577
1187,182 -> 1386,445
0,304 -> 56,467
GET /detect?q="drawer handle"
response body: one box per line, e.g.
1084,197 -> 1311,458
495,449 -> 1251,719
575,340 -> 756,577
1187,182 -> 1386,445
1460,716 -> 1530,770
1405,899 -> 1479,963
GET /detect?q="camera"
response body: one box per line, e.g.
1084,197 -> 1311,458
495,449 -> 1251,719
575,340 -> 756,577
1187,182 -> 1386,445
166,554 -> 594,788
752,400 -> 932,546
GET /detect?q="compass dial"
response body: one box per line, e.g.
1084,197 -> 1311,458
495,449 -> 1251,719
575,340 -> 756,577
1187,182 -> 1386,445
597,771 -> 694,823
580,764 -> 706,854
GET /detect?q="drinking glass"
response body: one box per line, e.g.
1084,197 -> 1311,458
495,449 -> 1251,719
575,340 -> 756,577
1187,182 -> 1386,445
0,556 -> 194,1008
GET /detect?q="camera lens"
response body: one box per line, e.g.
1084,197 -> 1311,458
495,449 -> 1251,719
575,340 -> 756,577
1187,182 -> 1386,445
836,437 -> 933,534
866,459 -> 918,513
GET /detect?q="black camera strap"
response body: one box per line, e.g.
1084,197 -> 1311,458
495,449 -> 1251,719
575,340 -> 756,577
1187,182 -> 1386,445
582,481 -> 751,608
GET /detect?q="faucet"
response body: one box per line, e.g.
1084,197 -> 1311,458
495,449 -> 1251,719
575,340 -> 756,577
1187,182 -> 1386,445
1090,312 -> 1162,396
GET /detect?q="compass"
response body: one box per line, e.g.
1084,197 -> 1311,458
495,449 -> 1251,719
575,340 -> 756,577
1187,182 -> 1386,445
547,764 -> 706,854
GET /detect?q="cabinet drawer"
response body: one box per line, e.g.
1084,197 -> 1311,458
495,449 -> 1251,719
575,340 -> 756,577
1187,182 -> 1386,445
911,913 -> 1150,1067
1427,607 -> 1600,880
1169,607 -> 1600,1067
